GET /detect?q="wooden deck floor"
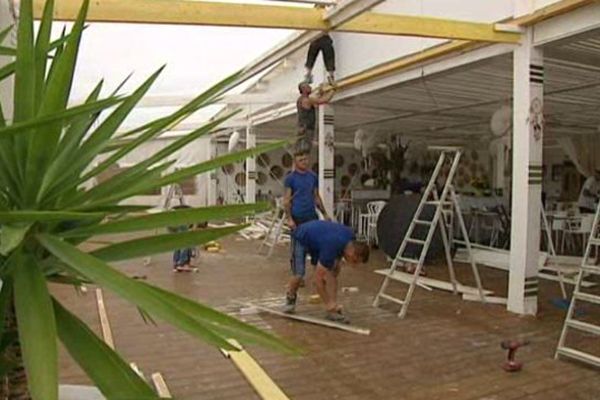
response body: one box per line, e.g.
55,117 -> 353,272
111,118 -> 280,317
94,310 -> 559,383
54,236 -> 600,399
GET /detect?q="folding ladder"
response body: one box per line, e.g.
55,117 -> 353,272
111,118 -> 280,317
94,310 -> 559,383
163,183 -> 185,210
373,146 -> 486,319
555,200 -> 600,368
258,204 -> 286,258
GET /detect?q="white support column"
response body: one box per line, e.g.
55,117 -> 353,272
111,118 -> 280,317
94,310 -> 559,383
318,104 -> 335,216
207,139 -> 218,206
245,124 -> 257,204
508,26 -> 543,315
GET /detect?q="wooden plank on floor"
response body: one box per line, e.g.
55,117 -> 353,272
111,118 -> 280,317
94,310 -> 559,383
95,288 -> 115,350
222,339 -> 289,400
248,303 -> 371,335
462,293 -> 507,305
130,362 -> 145,379
373,269 -> 493,296
151,372 -> 172,398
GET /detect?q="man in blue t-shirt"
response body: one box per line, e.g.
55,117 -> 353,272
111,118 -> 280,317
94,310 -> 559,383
284,220 -> 370,323
283,151 -> 329,303
283,151 -> 329,227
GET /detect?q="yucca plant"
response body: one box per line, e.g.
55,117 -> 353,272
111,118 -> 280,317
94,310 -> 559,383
0,0 -> 294,398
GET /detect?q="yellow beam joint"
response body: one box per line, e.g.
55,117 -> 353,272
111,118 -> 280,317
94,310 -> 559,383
341,13 -> 521,43
33,0 -> 520,43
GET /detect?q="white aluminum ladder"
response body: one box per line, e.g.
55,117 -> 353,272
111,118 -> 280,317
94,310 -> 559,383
163,183 -> 185,210
555,200 -> 600,368
373,146 -> 486,319
258,206 -> 286,258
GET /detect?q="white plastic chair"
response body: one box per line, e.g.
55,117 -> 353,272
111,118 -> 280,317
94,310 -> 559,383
365,201 -> 387,245
563,213 -> 594,255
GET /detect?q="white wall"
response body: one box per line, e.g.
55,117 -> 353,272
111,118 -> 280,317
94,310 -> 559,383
97,136 -> 212,208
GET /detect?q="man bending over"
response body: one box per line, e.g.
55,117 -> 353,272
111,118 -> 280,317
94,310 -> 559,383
284,220 -> 370,323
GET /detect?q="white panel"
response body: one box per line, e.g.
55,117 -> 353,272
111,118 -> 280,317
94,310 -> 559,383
534,0 -> 562,9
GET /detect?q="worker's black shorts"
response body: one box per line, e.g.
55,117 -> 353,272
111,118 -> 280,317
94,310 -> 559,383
294,128 -> 315,153
305,34 -> 335,72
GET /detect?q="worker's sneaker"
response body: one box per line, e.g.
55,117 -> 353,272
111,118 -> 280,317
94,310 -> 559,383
325,310 -> 350,324
303,73 -> 313,84
283,295 -> 297,313
327,74 -> 336,86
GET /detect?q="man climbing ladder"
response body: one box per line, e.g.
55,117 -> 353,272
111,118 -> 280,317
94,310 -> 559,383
304,33 -> 336,85
295,82 -> 335,154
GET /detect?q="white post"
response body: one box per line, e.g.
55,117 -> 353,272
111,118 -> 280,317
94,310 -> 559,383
245,124 -> 257,203
508,26 -> 543,315
318,104 -> 334,216
207,140 -> 217,206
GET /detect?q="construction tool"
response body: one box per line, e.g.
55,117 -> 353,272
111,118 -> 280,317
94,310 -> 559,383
501,339 -> 530,372
555,199 -> 600,369
373,146 -> 487,319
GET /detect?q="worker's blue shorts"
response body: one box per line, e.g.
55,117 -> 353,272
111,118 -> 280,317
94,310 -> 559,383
290,236 -> 307,277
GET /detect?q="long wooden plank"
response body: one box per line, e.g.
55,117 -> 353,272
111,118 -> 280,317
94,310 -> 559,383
222,339 -> 290,400
248,303 -> 371,335
95,288 -> 115,350
462,293 -> 507,305
151,372 -> 172,398
32,0 -> 520,43
373,269 -> 493,296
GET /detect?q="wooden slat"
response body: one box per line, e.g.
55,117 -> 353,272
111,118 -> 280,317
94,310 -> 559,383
95,288 -> 115,350
222,339 -> 290,400
373,269 -> 493,296
248,303 -> 371,335
462,293 -> 507,305
151,372 -> 172,398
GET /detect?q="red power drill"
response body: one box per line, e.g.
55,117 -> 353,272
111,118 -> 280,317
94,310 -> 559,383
501,339 -> 530,372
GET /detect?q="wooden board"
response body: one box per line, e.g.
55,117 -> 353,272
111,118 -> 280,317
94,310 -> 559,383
222,339 -> 290,400
374,269 -> 493,297
248,303 -> 371,335
151,372 -> 172,398
454,247 -> 548,271
462,293 -> 507,305
95,288 -> 115,350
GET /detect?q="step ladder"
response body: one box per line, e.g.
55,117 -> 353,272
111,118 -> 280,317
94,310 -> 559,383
555,200 -> 600,368
163,183 -> 185,210
258,203 -> 286,258
373,146 -> 486,319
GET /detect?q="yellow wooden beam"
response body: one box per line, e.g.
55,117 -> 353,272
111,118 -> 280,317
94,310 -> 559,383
32,0 -> 520,43
221,339 -> 290,400
343,13 -> 520,43
35,0 -> 326,30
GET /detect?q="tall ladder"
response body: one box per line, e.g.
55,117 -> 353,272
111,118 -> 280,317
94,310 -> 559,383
555,200 -> 600,368
373,146 -> 486,319
258,201 -> 286,258
163,183 -> 185,210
